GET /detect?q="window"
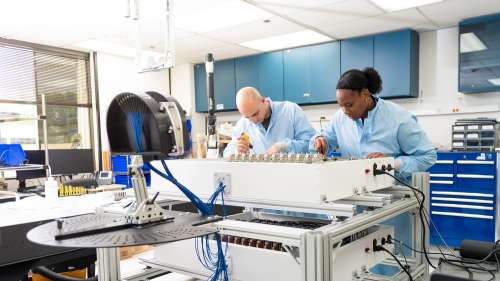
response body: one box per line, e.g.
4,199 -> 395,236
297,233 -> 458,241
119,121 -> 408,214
0,38 -> 93,150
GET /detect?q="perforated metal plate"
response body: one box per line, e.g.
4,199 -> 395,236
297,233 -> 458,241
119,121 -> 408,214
27,211 -> 219,248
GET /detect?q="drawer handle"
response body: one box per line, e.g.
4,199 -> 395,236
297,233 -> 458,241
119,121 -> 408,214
431,203 -> 493,210
457,174 -> 494,179
457,160 -> 494,165
431,197 -> 494,204
432,211 -> 493,220
431,191 -> 494,198
429,174 -> 453,178
436,160 -> 453,164
430,180 -> 453,185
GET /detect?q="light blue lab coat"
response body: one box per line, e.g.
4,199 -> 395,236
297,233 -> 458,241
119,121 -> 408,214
310,97 -> 436,178
224,99 -> 315,156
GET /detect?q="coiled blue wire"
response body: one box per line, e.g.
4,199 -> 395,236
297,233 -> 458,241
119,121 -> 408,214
128,112 -> 144,152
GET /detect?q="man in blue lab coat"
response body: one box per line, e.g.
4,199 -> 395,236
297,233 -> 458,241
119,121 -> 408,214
223,87 -> 315,156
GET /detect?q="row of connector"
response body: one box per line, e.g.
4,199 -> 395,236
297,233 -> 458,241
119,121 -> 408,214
221,235 -> 287,252
369,234 -> 393,253
372,163 -> 394,176
58,185 -> 88,197
228,153 -> 335,163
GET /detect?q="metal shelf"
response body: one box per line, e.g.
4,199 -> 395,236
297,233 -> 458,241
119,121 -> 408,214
0,164 -> 45,172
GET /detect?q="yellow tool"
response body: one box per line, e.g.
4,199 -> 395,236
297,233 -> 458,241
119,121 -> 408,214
240,133 -> 253,149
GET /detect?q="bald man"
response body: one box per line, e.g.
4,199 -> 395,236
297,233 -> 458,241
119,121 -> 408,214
223,87 -> 315,156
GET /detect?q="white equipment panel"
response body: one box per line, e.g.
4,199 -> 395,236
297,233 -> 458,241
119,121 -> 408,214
151,157 -> 394,207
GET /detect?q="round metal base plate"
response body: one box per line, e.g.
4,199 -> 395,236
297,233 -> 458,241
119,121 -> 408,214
27,211 -> 219,248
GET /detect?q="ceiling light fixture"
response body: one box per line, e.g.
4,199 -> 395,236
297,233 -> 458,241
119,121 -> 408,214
239,30 -> 332,52
369,0 -> 444,12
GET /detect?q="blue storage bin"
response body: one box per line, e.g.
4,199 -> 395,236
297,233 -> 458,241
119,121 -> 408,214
111,155 -> 128,172
0,144 -> 26,166
112,155 -> 151,172
114,175 -> 131,188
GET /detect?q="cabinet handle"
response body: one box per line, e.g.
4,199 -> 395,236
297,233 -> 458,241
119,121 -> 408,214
431,191 -> 494,198
429,174 -> 453,178
432,197 -> 494,204
432,211 -> 493,220
436,160 -> 453,164
431,203 -> 493,210
457,160 -> 494,165
456,174 -> 494,179
430,180 -> 453,185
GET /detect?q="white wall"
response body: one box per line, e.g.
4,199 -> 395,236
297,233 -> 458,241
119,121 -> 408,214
96,53 -> 170,151
173,27 -> 500,150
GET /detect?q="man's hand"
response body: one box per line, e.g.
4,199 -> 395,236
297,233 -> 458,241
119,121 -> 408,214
265,143 -> 284,155
236,137 -> 250,154
314,136 -> 328,155
366,152 -> 385,158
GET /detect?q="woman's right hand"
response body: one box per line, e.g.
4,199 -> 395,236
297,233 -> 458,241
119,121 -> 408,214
314,136 -> 328,155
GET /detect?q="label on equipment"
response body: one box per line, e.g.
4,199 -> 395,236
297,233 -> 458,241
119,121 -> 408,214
216,104 -> 224,110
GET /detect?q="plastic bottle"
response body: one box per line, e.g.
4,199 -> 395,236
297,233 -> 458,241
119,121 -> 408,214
44,177 -> 59,201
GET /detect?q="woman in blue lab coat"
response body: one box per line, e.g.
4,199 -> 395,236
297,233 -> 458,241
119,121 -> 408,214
311,67 -> 436,179
311,67 -> 436,252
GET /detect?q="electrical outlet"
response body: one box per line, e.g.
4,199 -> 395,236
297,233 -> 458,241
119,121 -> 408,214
214,172 -> 231,194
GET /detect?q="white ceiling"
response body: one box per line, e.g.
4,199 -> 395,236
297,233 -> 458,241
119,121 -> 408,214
1,0 -> 500,64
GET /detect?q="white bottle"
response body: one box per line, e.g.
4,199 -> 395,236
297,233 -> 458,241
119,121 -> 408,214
44,177 -> 59,201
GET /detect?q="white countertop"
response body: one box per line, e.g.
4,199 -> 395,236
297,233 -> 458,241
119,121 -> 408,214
0,192 -> 121,228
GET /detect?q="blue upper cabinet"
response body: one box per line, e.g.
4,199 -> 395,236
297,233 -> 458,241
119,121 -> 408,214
459,13 -> 500,93
374,29 -> 419,98
195,29 -> 419,112
194,63 -> 207,112
341,35 -> 374,74
214,59 -> 236,111
283,46 -> 311,104
310,42 -> 340,103
235,51 -> 284,101
194,59 -> 236,112
284,42 -> 340,104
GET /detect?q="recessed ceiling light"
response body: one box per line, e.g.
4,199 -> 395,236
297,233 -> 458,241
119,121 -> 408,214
239,30 -> 332,52
488,78 -> 500,86
460,32 -> 487,53
369,0 -> 444,12
175,1 -> 272,33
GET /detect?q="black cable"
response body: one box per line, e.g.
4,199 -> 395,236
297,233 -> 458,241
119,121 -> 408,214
379,246 -> 414,281
381,169 -> 500,277
32,266 -> 98,281
380,170 -> 436,268
391,238 -> 456,258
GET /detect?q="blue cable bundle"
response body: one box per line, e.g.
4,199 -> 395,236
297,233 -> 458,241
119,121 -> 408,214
148,160 -> 230,280
127,112 -> 144,152
130,113 -> 229,280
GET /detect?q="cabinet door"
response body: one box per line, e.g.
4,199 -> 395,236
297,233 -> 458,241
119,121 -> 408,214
340,35 -> 374,74
310,42 -> 340,103
194,63 -> 208,112
283,46 -> 311,104
235,51 -> 284,101
374,30 -> 418,98
214,59 -> 236,111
